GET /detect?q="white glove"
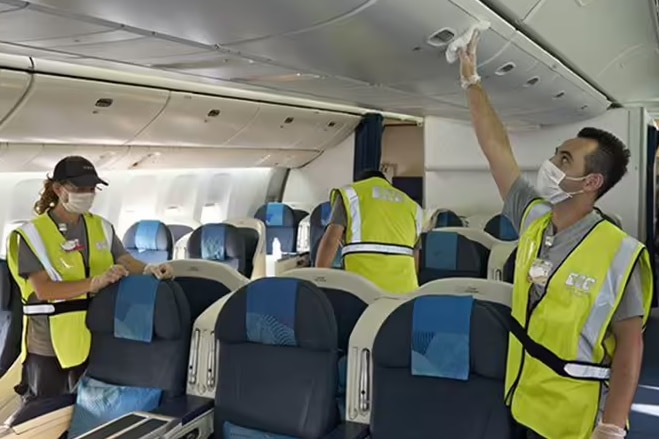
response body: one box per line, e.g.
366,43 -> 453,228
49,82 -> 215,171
90,264 -> 128,293
457,29 -> 481,89
591,423 -> 626,439
143,263 -> 174,280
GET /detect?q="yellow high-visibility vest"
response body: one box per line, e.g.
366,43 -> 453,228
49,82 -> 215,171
332,177 -> 423,294
505,200 -> 653,439
7,213 -> 115,368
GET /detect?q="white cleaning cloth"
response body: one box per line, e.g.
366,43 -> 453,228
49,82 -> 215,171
445,21 -> 491,64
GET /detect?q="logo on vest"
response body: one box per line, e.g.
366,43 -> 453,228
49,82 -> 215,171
95,241 -> 108,251
565,273 -> 597,297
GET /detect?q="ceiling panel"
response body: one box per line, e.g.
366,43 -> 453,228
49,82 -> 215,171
520,0 -> 659,103
480,0 -> 540,21
163,53 -> 298,81
0,42 -> 81,59
26,0 -> 371,45
47,35 -> 209,63
0,2 -> 24,13
229,0 -> 515,86
233,75 -> 367,99
0,6 -> 118,42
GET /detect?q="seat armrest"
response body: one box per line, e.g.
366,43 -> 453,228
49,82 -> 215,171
322,422 -> 369,439
7,394 -> 76,427
149,395 -> 214,425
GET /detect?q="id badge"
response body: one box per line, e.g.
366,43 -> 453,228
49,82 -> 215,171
528,258 -> 553,287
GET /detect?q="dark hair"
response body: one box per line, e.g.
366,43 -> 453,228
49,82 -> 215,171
34,178 -> 59,215
580,127 -> 630,199
355,169 -> 386,182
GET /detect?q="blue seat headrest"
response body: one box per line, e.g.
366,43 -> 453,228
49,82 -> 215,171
215,277 -> 337,351
411,295 -> 473,380
254,203 -> 296,227
87,276 -> 182,341
125,220 -> 171,251
373,297 -> 510,381
485,214 -> 518,241
187,223 -> 245,265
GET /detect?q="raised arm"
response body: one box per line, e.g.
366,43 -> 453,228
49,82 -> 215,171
459,31 -> 520,201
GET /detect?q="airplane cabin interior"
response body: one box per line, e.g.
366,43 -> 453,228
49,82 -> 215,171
0,0 -> 655,438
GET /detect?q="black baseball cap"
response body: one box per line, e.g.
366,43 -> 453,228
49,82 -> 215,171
52,156 -> 108,187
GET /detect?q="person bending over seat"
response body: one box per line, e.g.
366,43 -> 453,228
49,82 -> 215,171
6,156 -> 174,404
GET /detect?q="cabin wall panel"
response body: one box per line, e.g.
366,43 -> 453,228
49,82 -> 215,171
283,133 -> 354,207
424,108 -> 643,237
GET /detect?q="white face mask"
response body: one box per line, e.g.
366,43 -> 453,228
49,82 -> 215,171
61,190 -> 95,214
535,160 -> 587,205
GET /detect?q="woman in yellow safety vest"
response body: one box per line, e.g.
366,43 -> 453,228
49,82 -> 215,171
6,156 -> 174,403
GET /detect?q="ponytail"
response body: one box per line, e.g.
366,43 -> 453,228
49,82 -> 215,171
34,178 -> 58,215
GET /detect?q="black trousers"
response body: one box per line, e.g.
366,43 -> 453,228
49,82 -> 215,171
15,354 -> 87,403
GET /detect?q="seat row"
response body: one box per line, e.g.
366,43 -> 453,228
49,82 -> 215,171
0,260 -> 657,438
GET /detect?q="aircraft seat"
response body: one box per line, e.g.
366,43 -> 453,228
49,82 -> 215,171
310,202 -> 342,268
224,218 -> 267,279
123,220 -> 174,263
465,213 -> 496,231
345,278 -> 511,427
214,277 -> 364,438
167,224 -> 195,243
253,203 -> 298,254
418,230 -> 489,284
0,276 -> 214,439
484,214 -> 518,241
0,261 -> 21,377
282,268 -> 386,419
173,232 -> 193,260
502,248 -> 517,284
629,309 -> 659,438
187,224 -> 248,277
293,209 -> 309,227
369,292 -> 514,438
430,209 -> 464,228
488,241 -> 518,282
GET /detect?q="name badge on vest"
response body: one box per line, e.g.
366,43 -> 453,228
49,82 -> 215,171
528,258 -> 553,287
61,239 -> 83,253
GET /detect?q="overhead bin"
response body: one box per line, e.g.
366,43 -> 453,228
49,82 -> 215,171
26,145 -> 131,172
131,92 -> 260,147
0,144 -> 44,172
0,74 -> 169,144
0,6 -> 119,43
0,70 -> 31,123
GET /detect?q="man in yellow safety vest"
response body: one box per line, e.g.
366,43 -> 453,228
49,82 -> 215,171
315,169 -> 423,294
459,31 -> 653,439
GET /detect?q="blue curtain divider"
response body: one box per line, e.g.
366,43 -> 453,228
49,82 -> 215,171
353,113 -> 384,180
646,125 -> 658,306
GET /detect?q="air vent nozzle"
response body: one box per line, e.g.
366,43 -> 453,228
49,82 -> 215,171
426,28 -> 455,47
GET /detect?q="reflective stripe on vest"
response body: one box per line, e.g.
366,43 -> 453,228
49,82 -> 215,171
23,299 -> 90,316
341,185 -> 422,257
521,200 -> 551,232
18,221 -> 64,282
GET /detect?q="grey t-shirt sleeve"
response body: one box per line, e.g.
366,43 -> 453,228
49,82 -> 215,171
329,198 -> 348,228
612,260 -> 646,322
110,225 -> 128,260
17,237 -> 47,279
502,176 -> 545,233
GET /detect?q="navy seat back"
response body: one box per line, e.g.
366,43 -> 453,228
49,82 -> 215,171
502,248 -> 517,284
317,286 -> 369,419
309,202 -> 342,268
418,231 -> 489,285
68,277 -> 191,437
0,260 -> 22,376
187,224 -> 247,276
214,277 -> 339,438
435,209 -> 463,228
235,227 -> 259,279
254,203 -> 298,254
167,224 -> 194,243
292,209 -> 309,227
484,214 -> 518,241
629,309 -> 659,438
123,220 -> 173,264
370,295 -> 513,439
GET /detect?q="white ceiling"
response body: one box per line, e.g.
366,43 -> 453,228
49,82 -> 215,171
0,0 -> 656,122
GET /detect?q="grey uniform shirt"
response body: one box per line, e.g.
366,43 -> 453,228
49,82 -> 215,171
329,199 -> 422,249
17,211 -> 128,357
503,176 -> 645,323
